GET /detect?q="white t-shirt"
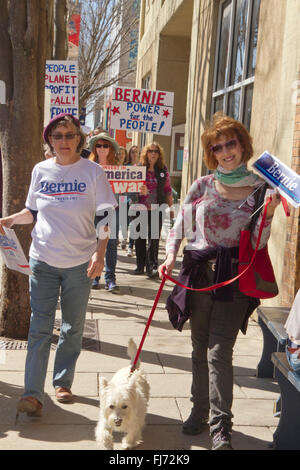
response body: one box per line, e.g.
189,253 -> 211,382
26,157 -> 117,268
285,289 -> 300,343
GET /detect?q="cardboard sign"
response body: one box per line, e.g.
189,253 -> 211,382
45,60 -> 79,119
103,165 -> 146,194
110,86 -> 174,136
0,228 -> 32,275
253,151 -> 300,208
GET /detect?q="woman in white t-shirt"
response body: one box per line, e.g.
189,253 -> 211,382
0,113 -> 117,417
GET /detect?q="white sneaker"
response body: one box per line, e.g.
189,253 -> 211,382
127,248 -> 133,257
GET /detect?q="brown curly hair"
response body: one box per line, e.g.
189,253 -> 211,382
139,142 -> 166,169
201,112 -> 253,170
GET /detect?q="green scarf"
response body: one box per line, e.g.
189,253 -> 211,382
214,164 -> 262,187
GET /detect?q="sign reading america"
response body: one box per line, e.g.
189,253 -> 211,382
103,166 -> 146,194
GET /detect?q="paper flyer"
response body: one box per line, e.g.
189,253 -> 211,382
0,227 -> 32,275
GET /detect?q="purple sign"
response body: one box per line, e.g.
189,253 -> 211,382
253,151 -> 300,208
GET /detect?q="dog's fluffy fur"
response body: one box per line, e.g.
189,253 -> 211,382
95,338 -> 150,450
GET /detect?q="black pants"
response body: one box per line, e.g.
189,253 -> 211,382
189,264 -> 250,433
135,210 -> 163,273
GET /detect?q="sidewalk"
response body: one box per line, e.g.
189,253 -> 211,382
0,245 -> 280,450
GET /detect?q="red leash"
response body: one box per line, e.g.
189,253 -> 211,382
131,275 -> 166,372
130,195 -> 288,372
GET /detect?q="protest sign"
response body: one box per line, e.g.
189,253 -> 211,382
110,86 -> 174,136
0,228 -> 32,275
253,151 -> 300,208
103,165 -> 146,194
45,60 -> 79,119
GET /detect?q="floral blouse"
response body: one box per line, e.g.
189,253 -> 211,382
166,174 -> 272,256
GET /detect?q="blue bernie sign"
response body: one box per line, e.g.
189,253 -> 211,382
253,151 -> 300,208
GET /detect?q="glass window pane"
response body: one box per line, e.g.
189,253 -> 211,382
247,0 -> 261,78
228,89 -> 241,120
243,83 -> 254,129
216,1 -> 232,91
214,95 -> 225,113
230,0 -> 249,85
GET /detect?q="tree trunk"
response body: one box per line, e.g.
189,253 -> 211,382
54,0 -> 68,60
0,0 -> 52,338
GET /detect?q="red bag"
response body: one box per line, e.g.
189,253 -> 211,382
238,197 -> 279,299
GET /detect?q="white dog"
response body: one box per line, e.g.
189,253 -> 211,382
95,338 -> 150,450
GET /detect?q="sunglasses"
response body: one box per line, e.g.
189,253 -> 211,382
148,149 -> 159,154
96,144 -> 110,149
210,138 -> 238,154
51,133 -> 78,140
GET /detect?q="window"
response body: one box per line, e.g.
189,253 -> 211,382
170,124 -> 185,176
212,0 -> 261,129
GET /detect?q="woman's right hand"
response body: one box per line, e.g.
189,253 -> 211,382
0,216 -> 15,235
139,184 -> 148,196
158,253 -> 176,279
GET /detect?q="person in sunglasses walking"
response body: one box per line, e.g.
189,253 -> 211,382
0,113 -> 117,416
159,113 -> 281,450
88,132 -> 121,292
133,142 -> 173,278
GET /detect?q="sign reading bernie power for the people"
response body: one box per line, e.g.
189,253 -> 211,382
253,151 -> 300,208
110,86 -> 174,136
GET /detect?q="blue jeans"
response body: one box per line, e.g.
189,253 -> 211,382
24,258 -> 92,404
104,237 -> 118,284
95,208 -> 119,285
286,346 -> 300,378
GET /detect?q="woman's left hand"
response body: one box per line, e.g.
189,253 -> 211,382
265,190 -> 281,218
87,252 -> 105,278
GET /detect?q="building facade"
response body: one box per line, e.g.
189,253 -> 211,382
135,0 -> 300,306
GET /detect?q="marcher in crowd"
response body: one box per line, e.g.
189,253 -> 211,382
134,142 -> 173,278
116,146 -> 130,249
126,145 -> 140,257
0,113 -> 116,416
89,132 -> 120,292
116,146 -> 128,165
158,113 -> 281,450
128,145 -> 139,165
285,289 -> 300,377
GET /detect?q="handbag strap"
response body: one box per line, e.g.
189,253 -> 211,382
162,196 -> 272,292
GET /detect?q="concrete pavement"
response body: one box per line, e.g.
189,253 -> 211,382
0,245 -> 280,450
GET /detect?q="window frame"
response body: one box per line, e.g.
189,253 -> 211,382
170,123 -> 185,176
211,0 -> 259,125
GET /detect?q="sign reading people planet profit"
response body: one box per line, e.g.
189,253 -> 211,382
45,60 -> 79,118
110,86 -> 174,136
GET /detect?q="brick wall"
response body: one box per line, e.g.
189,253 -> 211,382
282,71 -> 300,306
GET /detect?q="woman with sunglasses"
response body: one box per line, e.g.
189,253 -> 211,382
158,113 -> 281,450
89,132 -> 121,292
0,113 -> 117,416
133,142 -> 173,278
